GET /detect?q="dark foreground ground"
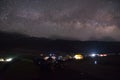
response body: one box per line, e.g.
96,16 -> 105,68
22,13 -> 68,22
0,55 -> 120,80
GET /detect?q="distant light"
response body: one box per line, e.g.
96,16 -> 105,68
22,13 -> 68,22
99,54 -> 104,57
74,54 -> 83,60
51,56 -> 56,60
99,54 -> 107,57
94,61 -> 97,64
49,54 -> 52,56
69,56 -> 72,59
0,58 -> 4,62
103,54 -> 107,56
44,56 -> 49,60
90,54 -> 96,57
58,56 -> 63,60
5,58 -> 13,62
40,54 -> 43,56
65,55 -> 72,60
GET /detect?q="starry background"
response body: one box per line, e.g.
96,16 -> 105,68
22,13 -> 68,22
0,0 -> 120,41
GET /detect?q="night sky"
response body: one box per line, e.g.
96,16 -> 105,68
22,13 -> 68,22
0,0 -> 120,41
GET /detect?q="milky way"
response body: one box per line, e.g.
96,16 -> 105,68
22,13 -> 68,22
0,0 -> 120,41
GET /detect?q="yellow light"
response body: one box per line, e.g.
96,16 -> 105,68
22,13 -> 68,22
0,58 -> 4,62
74,54 -> 83,60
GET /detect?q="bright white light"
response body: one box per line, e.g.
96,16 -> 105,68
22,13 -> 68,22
91,54 -> 96,57
5,58 -> 13,62
90,54 -> 96,57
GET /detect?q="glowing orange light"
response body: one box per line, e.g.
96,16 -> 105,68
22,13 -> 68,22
74,54 -> 83,60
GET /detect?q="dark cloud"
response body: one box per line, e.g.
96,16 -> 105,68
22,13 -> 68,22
0,0 -> 120,41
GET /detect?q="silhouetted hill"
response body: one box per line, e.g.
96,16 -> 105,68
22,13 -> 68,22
0,31 -> 120,53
